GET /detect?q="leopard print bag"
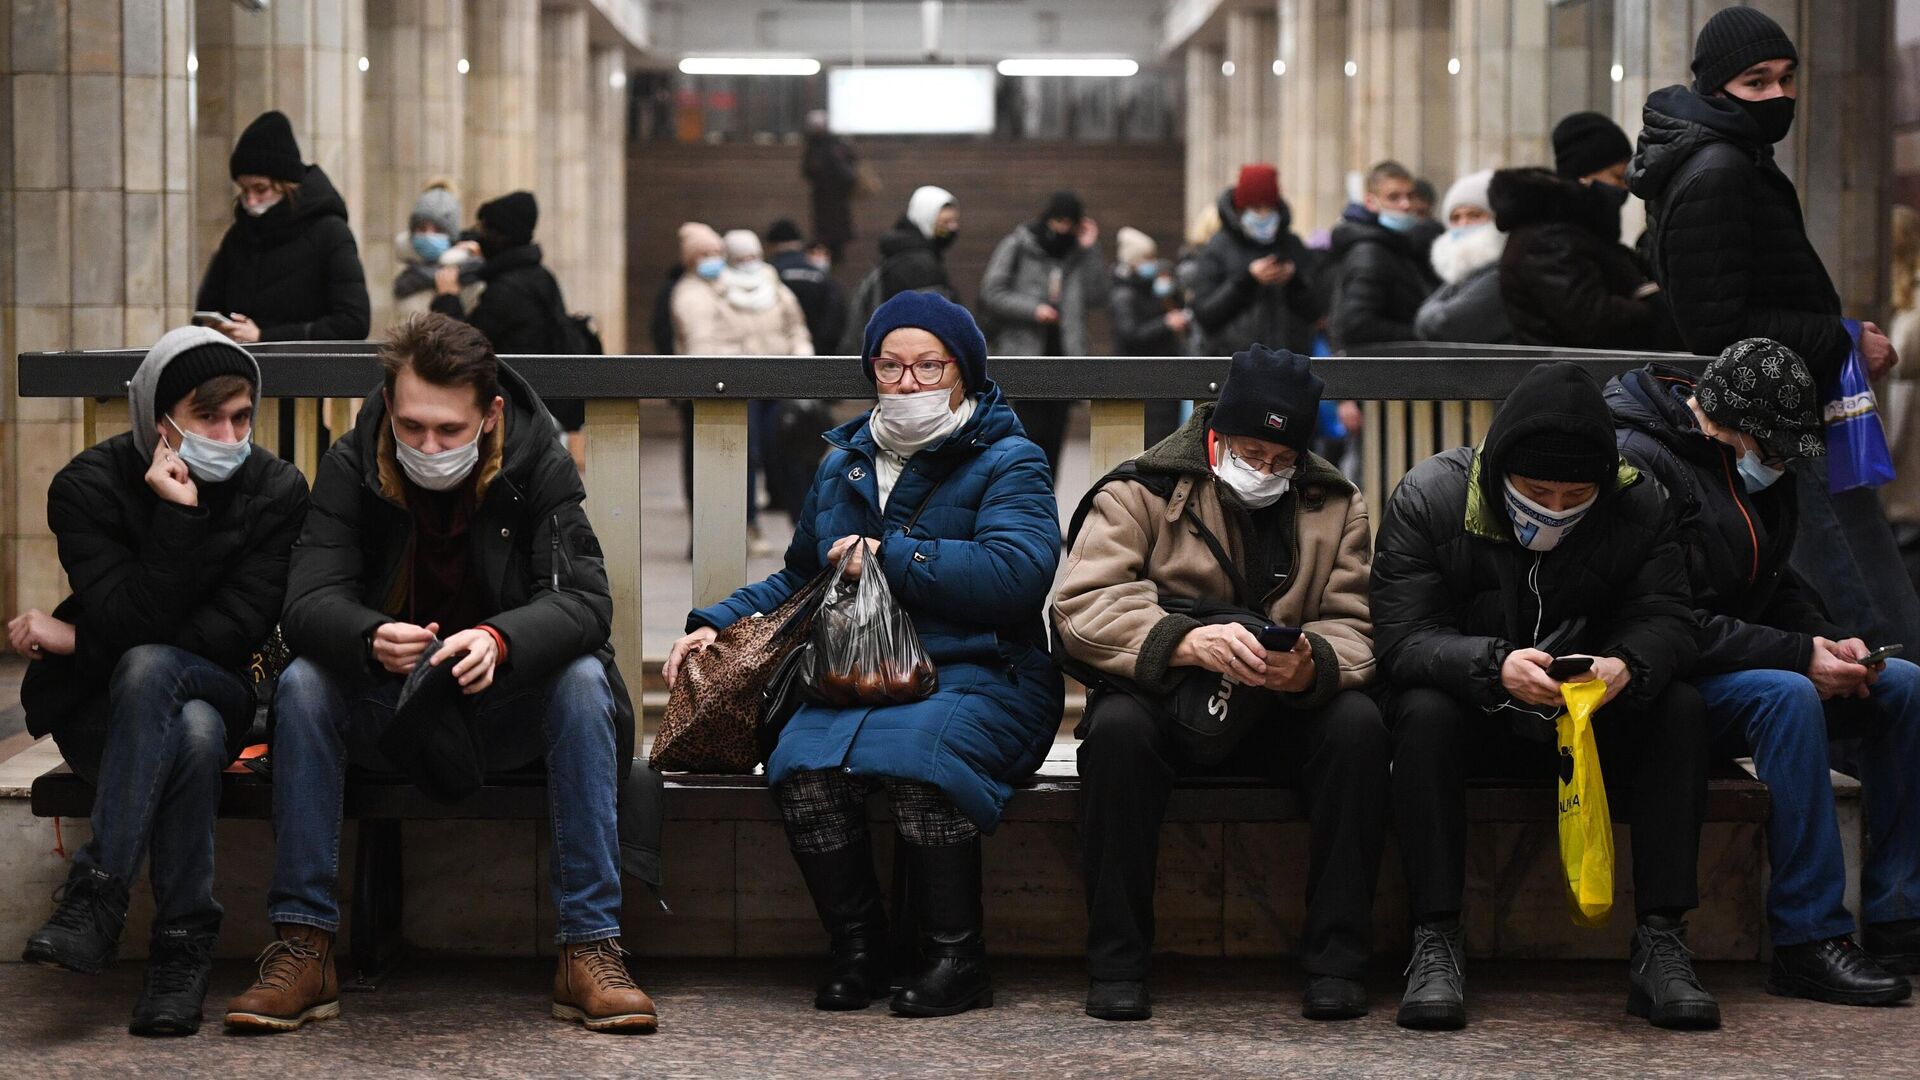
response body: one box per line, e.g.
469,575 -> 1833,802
651,571 -> 831,773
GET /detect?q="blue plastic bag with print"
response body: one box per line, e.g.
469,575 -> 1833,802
1825,319 -> 1897,493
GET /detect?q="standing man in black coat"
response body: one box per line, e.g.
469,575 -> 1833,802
1328,161 -> 1438,351
1185,164 -> 1323,358
12,327 -> 309,1036
1372,362 -> 1718,1032
766,217 -> 848,357
223,314 -> 655,1035
1629,6 -> 1920,654
801,110 -> 858,262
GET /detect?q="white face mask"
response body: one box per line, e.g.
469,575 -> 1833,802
165,414 -> 253,483
242,194 -> 282,217
1736,450 -> 1786,493
1213,446 -> 1294,509
392,418 -> 484,492
870,388 -> 966,457
1503,476 -> 1597,552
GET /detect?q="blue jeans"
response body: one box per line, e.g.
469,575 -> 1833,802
266,654 -> 624,945
53,644 -> 251,932
1695,658 -> 1920,945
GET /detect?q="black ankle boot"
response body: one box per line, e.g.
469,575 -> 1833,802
131,922 -> 219,1036
792,840 -> 891,1011
890,837 -> 993,1018
22,865 -> 131,974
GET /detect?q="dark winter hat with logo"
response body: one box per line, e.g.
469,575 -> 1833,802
1691,6 -> 1798,96
1210,345 -> 1322,452
1696,338 -> 1826,460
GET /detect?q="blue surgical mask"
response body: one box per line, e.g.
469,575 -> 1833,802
1136,260 -> 1161,281
695,256 -> 725,281
411,232 -> 452,263
1447,222 -> 1492,243
1378,210 -> 1421,234
165,414 -> 252,483
1239,209 -> 1280,244
1736,450 -> 1786,493
1152,276 -> 1177,299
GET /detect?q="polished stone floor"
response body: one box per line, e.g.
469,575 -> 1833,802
0,957 -> 1910,1079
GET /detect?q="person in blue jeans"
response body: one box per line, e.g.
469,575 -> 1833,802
224,313 -> 654,1034
11,326 -> 309,1035
1610,339 -> 1920,1006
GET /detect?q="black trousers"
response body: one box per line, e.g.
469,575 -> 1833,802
1078,688 -> 1391,981
1386,681 -> 1710,924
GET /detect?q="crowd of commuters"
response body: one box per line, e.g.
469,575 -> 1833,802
9,5 -> 1920,1048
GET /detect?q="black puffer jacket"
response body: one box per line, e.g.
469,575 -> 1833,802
1328,209 -> 1437,351
1490,168 -> 1681,350
281,361 -> 635,774
430,243 -> 569,356
21,435 -> 310,744
1607,364 -> 1840,676
1371,363 -> 1696,709
196,164 -> 371,341
1186,187 -> 1322,356
1109,272 -> 1185,356
1629,86 -> 1850,383
840,219 -> 960,352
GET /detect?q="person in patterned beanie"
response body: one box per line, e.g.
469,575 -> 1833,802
1609,338 -> 1920,1007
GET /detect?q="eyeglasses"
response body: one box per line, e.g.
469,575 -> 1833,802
1228,443 -> 1298,476
873,358 -> 954,386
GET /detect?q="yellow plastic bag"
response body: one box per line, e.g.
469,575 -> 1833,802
1556,678 -> 1614,928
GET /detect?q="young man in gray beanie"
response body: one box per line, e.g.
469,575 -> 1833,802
11,327 -> 309,1035
1056,345 -> 1387,1024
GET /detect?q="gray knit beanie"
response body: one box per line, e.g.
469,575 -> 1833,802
410,183 -> 461,235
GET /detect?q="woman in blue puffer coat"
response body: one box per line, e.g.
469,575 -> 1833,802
668,290 -> 1064,1019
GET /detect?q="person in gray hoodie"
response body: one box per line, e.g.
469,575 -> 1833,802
11,327 -> 309,1036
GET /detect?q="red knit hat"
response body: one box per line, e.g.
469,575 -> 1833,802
1233,164 -> 1281,211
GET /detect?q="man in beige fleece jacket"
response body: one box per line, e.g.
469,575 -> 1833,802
1054,346 -> 1388,1025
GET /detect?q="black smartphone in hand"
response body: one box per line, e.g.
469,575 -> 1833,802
1260,625 -> 1303,652
1546,655 -> 1595,681
1858,644 -> 1904,667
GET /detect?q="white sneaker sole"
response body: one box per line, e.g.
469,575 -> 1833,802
224,1000 -> 340,1031
552,1002 -> 658,1032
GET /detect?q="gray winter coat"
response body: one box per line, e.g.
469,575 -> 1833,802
978,225 -> 1107,355
1415,265 -> 1511,345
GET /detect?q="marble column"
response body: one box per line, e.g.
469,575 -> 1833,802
1224,9 -> 1280,176
1277,0 -> 1350,235
364,0 -> 466,334
1184,42 -> 1226,234
463,0 -> 540,210
588,45 -> 629,352
1348,0 -> 1452,188
192,0 -> 366,291
537,6 -> 589,324
1451,0 -> 1553,181
2,0 -> 196,623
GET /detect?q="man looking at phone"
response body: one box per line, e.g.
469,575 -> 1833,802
1610,339 -> 1919,1005
1373,361 -> 1717,1031
1054,346 -> 1386,1023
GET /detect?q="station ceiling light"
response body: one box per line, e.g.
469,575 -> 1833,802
996,58 -> 1140,78
678,57 -> 822,76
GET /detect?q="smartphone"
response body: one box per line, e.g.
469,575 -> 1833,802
1858,644 -> 1905,667
192,310 -> 234,326
1259,625 -> 1303,652
1546,655 -> 1595,681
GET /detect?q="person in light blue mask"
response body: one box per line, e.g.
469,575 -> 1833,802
391,179 -> 482,325
1109,226 -> 1195,443
13,326 -> 310,1036
1185,163 -> 1324,360
1609,339 -> 1920,1007
1327,160 -> 1440,351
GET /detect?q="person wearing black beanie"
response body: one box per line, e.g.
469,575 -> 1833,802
1055,343 -> 1387,1023
476,191 -> 539,252
1552,111 -> 1633,188
1372,360 -> 1721,1032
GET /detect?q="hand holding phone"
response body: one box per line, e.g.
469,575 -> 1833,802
1259,625 -> 1303,653
192,310 -> 234,327
1545,655 -> 1595,681
1858,644 -> 1904,667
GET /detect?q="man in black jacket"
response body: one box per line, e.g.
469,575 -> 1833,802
1609,341 -> 1920,1005
12,327 -> 309,1035
1185,164 -> 1322,357
1328,161 -> 1437,352
766,217 -> 848,355
1372,362 -> 1717,1032
224,314 -> 654,1034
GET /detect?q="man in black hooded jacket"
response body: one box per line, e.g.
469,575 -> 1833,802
1185,164 -> 1322,357
1372,362 -> 1717,1033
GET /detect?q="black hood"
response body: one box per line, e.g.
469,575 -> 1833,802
1477,362 -> 1624,524
1329,215 -> 1410,261
234,163 -> 349,235
350,358 -> 558,498
1604,363 -> 1726,467
1628,85 -> 1772,200
880,216 -> 941,258
1489,167 -> 1622,241
1213,186 -> 1292,247
478,242 -> 543,280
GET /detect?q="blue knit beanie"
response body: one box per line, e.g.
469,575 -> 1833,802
859,291 -> 989,391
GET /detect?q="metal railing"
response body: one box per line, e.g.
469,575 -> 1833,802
16,342 -> 1701,675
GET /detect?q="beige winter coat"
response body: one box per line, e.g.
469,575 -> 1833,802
670,270 -> 814,356
1052,406 -> 1376,707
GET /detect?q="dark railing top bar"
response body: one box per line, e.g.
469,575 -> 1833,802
17,344 -> 1705,401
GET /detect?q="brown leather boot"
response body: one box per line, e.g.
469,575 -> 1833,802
552,938 -> 657,1032
224,925 -> 340,1032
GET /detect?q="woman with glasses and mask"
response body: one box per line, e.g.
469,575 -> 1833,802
667,291 -> 1063,1019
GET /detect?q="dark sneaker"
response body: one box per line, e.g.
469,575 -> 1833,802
1768,936 -> 1911,1006
1396,923 -> 1466,1030
130,927 -> 217,1036
1085,979 -> 1151,1021
1627,917 -> 1721,1029
1864,919 -> 1920,976
1302,975 -> 1368,1021
21,866 -> 130,974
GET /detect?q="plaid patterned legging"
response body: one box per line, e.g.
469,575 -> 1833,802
775,769 -> 978,854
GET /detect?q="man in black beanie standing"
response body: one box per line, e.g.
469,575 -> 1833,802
1055,346 -> 1388,1024
1372,361 -> 1718,1032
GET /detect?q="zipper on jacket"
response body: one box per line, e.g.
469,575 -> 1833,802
1718,454 -> 1761,585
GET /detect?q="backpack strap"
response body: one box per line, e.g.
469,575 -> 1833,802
1066,461 -> 1257,611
